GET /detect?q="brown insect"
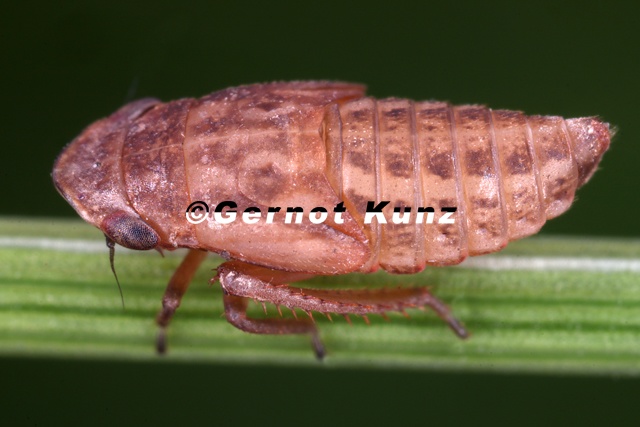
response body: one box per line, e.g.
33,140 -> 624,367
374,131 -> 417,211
52,81 -> 611,358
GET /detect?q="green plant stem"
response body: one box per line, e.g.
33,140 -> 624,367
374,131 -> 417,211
1,217 -> 640,375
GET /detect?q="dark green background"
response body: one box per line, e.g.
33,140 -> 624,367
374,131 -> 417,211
2,1 -> 639,425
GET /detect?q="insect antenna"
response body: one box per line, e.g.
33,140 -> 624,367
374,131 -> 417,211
105,236 -> 125,309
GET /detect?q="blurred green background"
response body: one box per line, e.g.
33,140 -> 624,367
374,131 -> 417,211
1,0 -> 639,425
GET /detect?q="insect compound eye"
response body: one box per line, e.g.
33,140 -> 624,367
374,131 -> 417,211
101,211 -> 159,250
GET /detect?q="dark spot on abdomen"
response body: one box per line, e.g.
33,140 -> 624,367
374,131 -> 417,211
465,148 -> 492,176
506,149 -> 532,175
427,152 -> 453,179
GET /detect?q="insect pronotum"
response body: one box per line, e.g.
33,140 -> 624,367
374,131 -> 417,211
52,81 -> 611,358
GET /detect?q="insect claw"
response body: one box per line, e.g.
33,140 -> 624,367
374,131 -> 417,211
290,308 -> 298,320
449,319 -> 470,339
311,333 -> 325,361
400,309 -> 410,318
276,305 -> 283,317
380,312 -> 390,321
343,314 -> 352,326
362,315 -> 370,325
261,301 -> 268,315
325,313 -> 333,322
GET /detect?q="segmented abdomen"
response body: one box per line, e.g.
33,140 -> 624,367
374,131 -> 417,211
323,97 -> 606,273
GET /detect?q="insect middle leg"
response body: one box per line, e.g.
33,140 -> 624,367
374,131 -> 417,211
222,292 -> 326,359
215,261 -> 468,358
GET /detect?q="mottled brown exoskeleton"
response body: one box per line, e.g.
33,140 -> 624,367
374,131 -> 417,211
52,81 -> 611,358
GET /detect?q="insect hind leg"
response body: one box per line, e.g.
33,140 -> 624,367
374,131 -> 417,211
215,261 -> 468,358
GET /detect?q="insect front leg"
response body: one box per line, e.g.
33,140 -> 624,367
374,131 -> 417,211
155,249 -> 208,354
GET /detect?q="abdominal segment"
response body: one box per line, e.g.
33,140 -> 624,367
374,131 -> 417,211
326,98 -> 591,273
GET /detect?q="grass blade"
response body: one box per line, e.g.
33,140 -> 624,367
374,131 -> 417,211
1,217 -> 640,375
